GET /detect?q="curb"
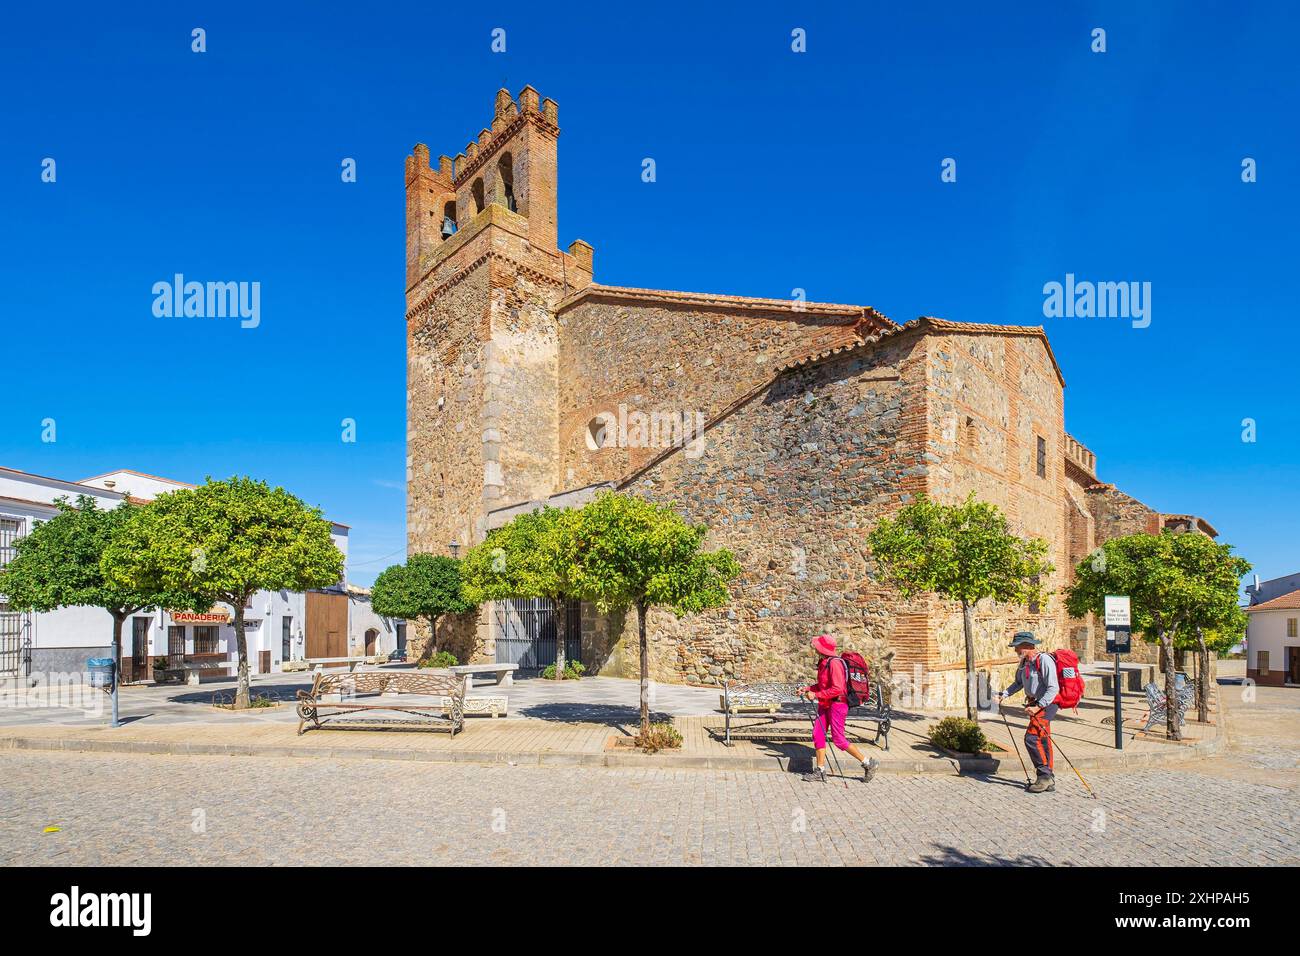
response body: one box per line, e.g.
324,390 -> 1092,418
0,733 -> 1001,774
0,706 -> 1226,774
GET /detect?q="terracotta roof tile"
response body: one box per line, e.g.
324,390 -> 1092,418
1244,588 -> 1300,612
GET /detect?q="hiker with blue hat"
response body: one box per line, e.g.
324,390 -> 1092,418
995,630 -> 1059,793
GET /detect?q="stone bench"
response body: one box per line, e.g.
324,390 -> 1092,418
305,656 -> 376,674
449,662 -> 518,690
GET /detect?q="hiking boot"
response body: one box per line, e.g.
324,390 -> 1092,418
1026,773 -> 1056,794
862,758 -> 879,783
801,766 -> 827,783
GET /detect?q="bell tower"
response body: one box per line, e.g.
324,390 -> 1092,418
404,86 -> 594,661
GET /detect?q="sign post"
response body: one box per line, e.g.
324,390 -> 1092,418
1104,595 -> 1132,750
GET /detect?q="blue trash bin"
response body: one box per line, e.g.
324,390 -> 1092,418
87,657 -> 115,689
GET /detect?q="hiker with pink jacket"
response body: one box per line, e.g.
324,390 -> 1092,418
800,634 -> 880,784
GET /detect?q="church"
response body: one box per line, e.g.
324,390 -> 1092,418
404,86 -> 1215,696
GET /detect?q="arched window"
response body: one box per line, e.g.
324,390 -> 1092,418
586,415 -> 612,450
472,178 -> 485,214
441,201 -> 457,240
497,153 -> 517,212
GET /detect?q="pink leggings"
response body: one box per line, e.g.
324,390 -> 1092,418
813,702 -> 851,750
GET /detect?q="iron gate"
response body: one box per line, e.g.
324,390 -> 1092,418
0,517 -> 29,677
493,598 -> 581,673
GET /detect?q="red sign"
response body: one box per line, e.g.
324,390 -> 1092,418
170,610 -> 231,624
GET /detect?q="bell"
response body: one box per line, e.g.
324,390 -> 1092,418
441,216 -> 457,239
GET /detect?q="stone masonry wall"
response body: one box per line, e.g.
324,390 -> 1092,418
557,295 -> 864,490
588,333 -> 928,687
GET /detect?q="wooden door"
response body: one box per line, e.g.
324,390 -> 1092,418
259,650 -> 271,674
305,592 -> 348,660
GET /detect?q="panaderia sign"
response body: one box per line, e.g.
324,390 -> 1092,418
170,610 -> 232,624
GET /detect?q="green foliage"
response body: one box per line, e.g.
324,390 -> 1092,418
460,507 -> 583,606
417,650 -> 460,669
570,491 -> 741,617
1065,531 -> 1250,647
540,660 -> 585,680
102,477 -> 344,606
0,496 -> 203,622
927,716 -> 989,754
102,476 -> 344,708
372,554 -> 475,625
633,722 -> 683,753
868,493 -> 1054,608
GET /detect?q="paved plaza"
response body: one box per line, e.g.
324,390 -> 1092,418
0,671 -> 1295,867
1,744 -> 1294,867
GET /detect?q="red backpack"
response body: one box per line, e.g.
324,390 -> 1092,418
833,652 -> 873,708
1050,648 -> 1085,709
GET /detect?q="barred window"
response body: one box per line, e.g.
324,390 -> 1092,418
1036,436 -> 1047,478
193,625 -> 220,654
0,517 -> 23,568
167,624 -> 185,660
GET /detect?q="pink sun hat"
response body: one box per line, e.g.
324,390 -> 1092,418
810,634 -> 837,656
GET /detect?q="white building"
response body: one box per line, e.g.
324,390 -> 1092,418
1244,586 -> 1300,688
0,465 -> 397,686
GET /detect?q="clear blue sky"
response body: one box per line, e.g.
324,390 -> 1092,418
2,2 -> 1296,588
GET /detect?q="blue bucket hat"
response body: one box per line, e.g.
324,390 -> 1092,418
1008,630 -> 1041,648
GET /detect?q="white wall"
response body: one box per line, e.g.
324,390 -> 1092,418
1245,609 -> 1298,676
2,466 -> 352,679
347,592 -> 399,657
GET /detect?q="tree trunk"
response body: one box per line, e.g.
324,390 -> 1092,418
427,614 -> 439,659
1160,629 -> 1180,741
553,597 -> 566,679
1196,629 -> 1210,724
961,600 -> 977,721
637,600 -> 650,734
234,600 -> 251,709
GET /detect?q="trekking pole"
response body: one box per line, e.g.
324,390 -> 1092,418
998,700 -> 1032,785
1051,737 -> 1098,800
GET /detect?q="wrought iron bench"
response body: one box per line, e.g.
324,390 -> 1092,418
712,680 -> 892,750
1140,680 -> 1196,734
295,671 -> 465,736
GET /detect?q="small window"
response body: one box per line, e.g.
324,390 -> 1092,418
497,152 -> 517,212
1028,574 -> 1041,615
586,416 -> 610,450
1288,618 -> 1297,638
1036,436 -> 1047,478
472,178 -> 485,213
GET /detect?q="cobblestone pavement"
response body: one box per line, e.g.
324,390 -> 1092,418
4,676 -> 1294,867
1,749 -> 1294,866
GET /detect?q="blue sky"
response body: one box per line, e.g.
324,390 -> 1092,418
2,2 -> 1296,588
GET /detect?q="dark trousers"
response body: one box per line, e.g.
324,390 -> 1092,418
1025,702 -> 1059,775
